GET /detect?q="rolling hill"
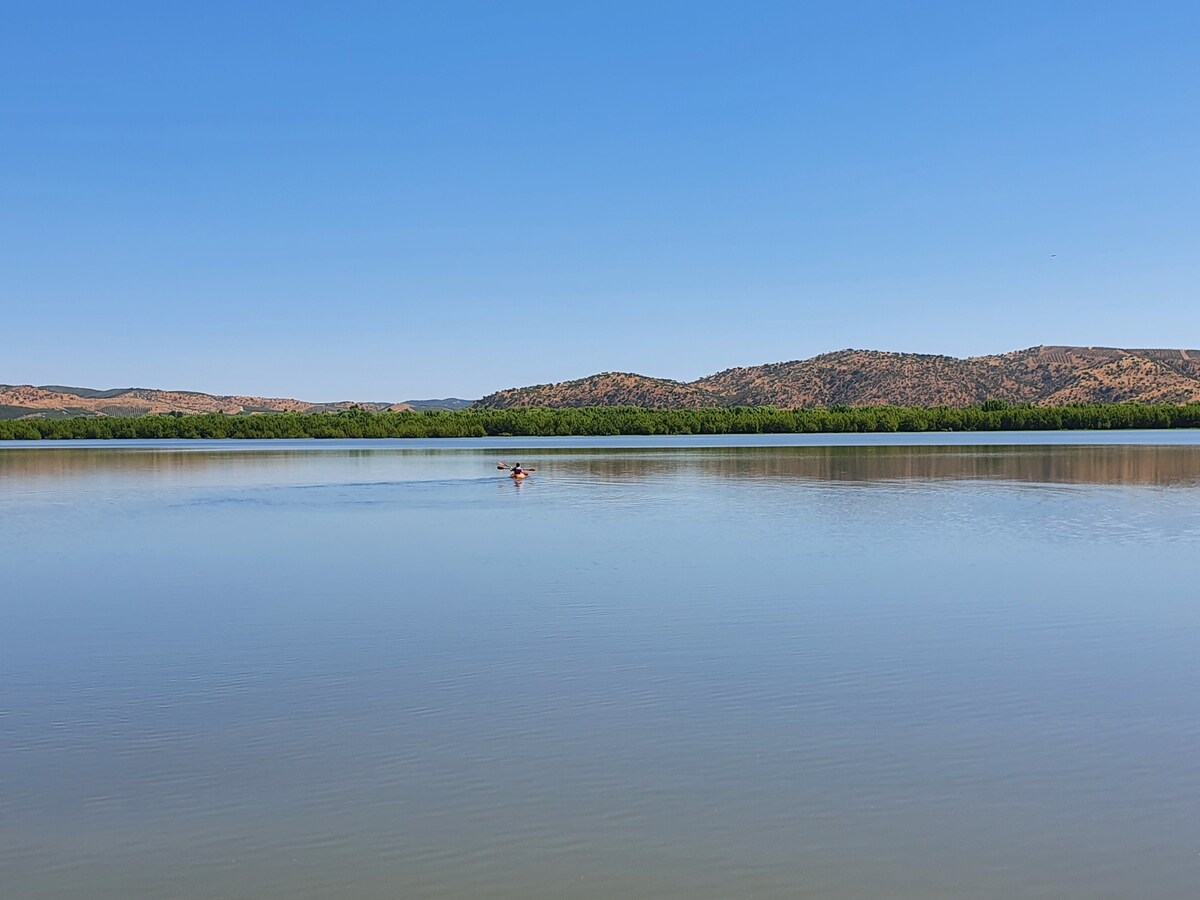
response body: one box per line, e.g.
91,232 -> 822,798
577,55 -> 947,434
7,346 -> 1200,420
473,346 -> 1200,409
0,386 -> 472,420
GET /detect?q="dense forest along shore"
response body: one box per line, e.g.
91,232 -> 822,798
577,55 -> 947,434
2,403 -> 1200,440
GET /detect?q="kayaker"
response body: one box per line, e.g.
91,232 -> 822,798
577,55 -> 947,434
497,460 -> 534,477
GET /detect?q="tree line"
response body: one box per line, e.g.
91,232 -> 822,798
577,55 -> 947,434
3,402 -> 1200,440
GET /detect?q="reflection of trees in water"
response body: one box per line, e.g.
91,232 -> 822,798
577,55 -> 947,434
550,446 -> 1200,486
0,448 -> 370,483
1,445 -> 1199,487
0,447 -> 483,483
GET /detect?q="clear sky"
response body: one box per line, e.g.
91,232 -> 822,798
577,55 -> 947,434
2,2 -> 1197,400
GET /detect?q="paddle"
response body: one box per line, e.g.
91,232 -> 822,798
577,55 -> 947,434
498,461 -> 536,473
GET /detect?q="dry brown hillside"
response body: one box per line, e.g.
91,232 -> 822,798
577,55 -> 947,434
0,384 -> 412,420
473,373 -> 724,409
9,345 -> 1200,419
474,346 -> 1200,409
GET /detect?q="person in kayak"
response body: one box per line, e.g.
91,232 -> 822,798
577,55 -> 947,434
497,461 -> 533,477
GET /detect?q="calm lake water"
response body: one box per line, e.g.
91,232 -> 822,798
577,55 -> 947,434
3,433 -> 1200,898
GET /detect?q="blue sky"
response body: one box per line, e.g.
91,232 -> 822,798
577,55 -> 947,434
2,2 -> 1197,400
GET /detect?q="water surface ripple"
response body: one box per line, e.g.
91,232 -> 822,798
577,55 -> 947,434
3,436 -> 1199,898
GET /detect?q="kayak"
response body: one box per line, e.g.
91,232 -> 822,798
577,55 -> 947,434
510,472 -> 528,480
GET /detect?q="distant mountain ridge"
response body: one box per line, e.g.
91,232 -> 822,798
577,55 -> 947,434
0,385 -> 473,420
473,346 -> 1200,409
7,345 -> 1200,420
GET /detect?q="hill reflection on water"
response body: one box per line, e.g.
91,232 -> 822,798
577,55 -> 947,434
547,445 -> 1200,486
2,441 -> 1199,487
